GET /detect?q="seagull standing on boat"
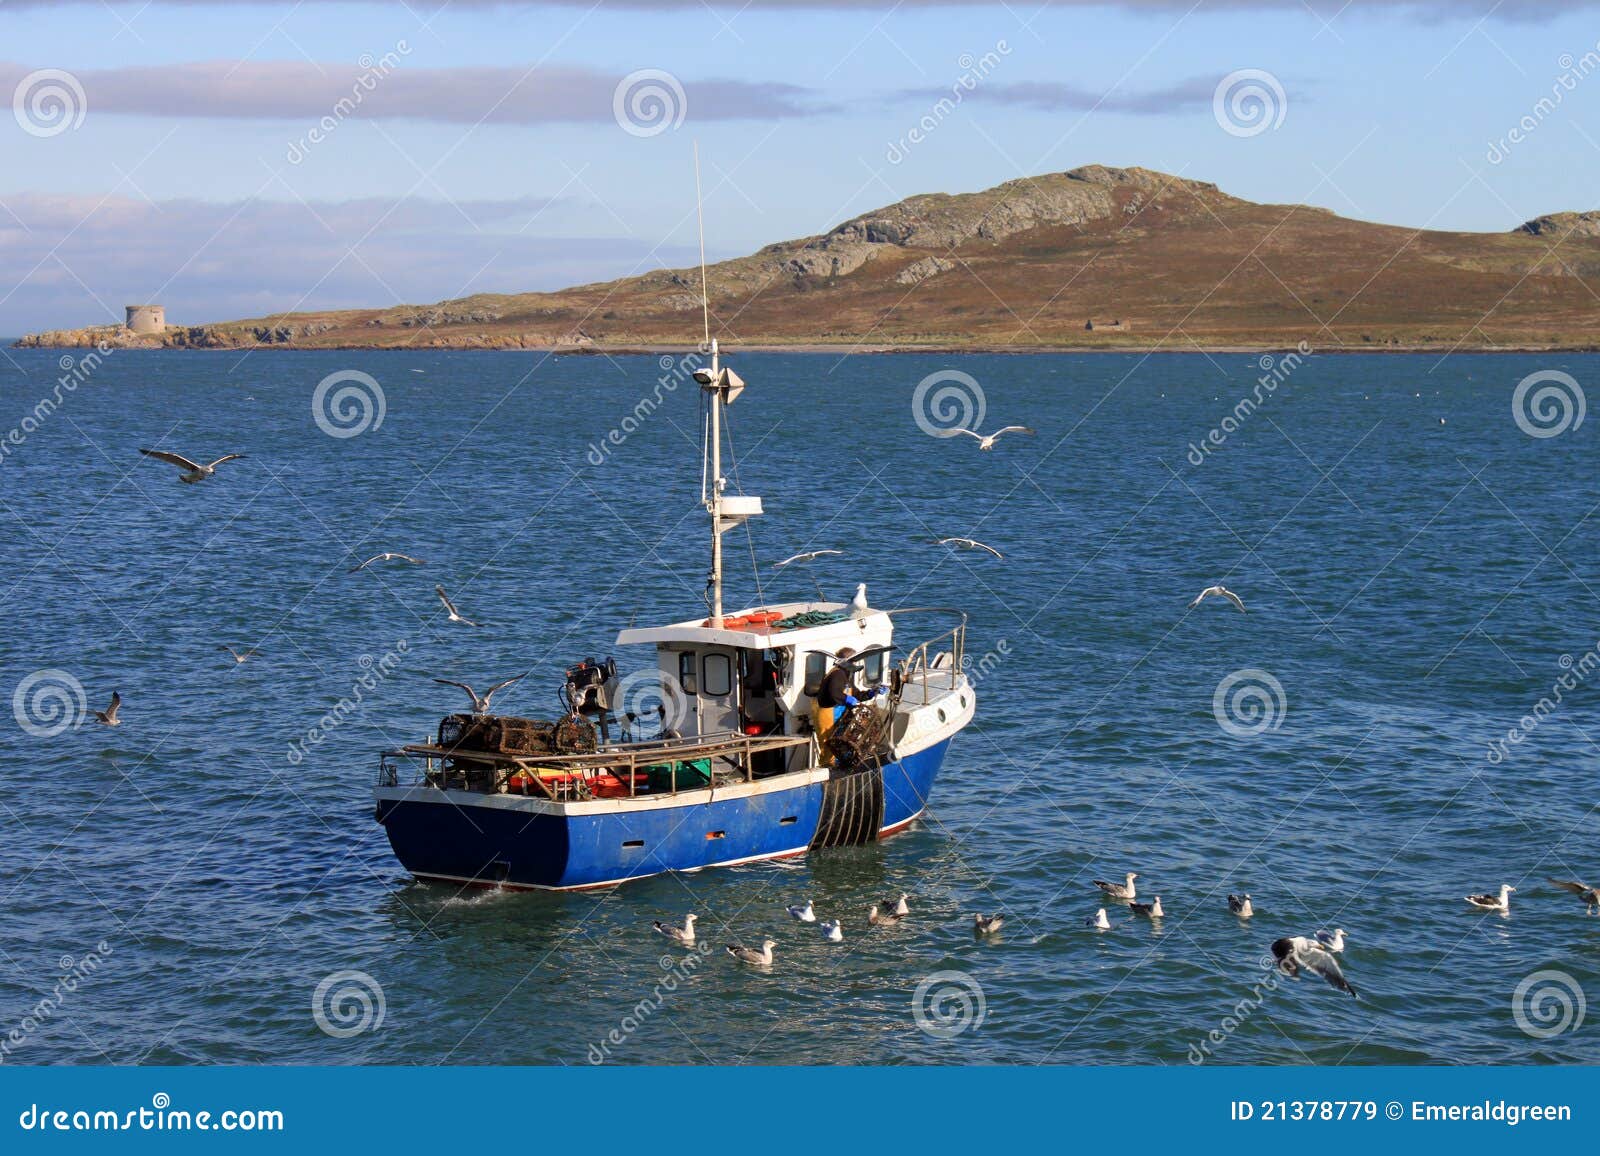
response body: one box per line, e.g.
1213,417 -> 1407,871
1094,872 -> 1138,901
1465,884 -> 1515,912
432,675 -> 523,716
1085,908 -> 1111,930
787,900 -> 816,923
1228,893 -> 1254,918
934,537 -> 1004,560
1188,585 -> 1246,613
138,448 -> 246,484
1271,936 -> 1357,996
91,690 -> 122,727
219,645 -> 258,664
1315,928 -> 1347,953
1130,896 -> 1164,918
974,913 -> 1005,937
947,426 -> 1035,451
653,914 -> 697,945
849,583 -> 870,618
820,920 -> 843,942
435,585 -> 480,627
1548,877 -> 1600,913
349,552 -> 428,573
773,549 -> 843,569
726,940 -> 776,967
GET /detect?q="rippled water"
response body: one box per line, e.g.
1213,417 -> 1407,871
1,347 -> 1597,1065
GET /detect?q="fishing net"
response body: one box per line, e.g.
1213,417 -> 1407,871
773,609 -> 847,631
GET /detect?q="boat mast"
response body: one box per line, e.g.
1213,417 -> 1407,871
696,143 -> 725,628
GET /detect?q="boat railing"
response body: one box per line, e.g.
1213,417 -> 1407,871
888,607 -> 967,694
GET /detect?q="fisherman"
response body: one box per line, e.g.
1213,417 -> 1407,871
813,648 -> 884,744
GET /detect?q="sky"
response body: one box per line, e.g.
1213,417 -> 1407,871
5,0 -> 1600,333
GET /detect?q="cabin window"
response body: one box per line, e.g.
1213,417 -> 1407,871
678,651 -> 697,695
803,651 -> 827,696
864,648 -> 886,684
703,653 -> 732,697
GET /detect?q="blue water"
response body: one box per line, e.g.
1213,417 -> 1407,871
1,348 -> 1596,1065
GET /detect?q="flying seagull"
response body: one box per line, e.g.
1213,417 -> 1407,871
434,585 -> 479,627
867,904 -> 900,926
1228,893 -> 1254,919
726,940 -> 776,967
1271,936 -> 1357,997
820,919 -> 844,943
1094,872 -> 1138,901
974,913 -> 1005,937
1085,908 -> 1111,930
1188,584 -> 1246,613
432,675 -> 523,715
1465,884 -> 1515,912
349,552 -> 428,573
652,914 -> 697,945
1130,895 -> 1165,918
139,448 -> 246,484
218,645 -> 258,664
91,690 -> 122,727
1315,928 -> 1347,953
935,537 -> 1004,560
1547,877 -> 1600,914
947,426 -> 1035,451
773,549 -> 843,570
787,900 -> 816,923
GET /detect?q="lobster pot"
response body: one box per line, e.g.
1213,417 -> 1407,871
438,714 -> 558,756
553,716 -> 598,754
827,704 -> 892,769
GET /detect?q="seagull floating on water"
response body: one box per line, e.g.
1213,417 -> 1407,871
1094,872 -> 1138,901
1315,928 -> 1347,953
1228,893 -> 1254,918
433,675 -> 523,715
1130,896 -> 1165,918
1271,936 -> 1357,997
787,900 -> 816,923
218,645 -> 258,664
1547,877 -> 1600,914
653,914 -> 697,945
349,552 -> 428,573
889,893 -> 911,916
435,585 -> 480,627
934,537 -> 1004,560
91,690 -> 122,727
773,549 -> 843,570
1188,584 -> 1246,613
974,913 -> 1004,937
726,940 -> 776,967
139,448 -> 246,485
1085,908 -> 1111,930
1465,884 -> 1514,912
947,425 -> 1035,451
867,904 -> 900,926
820,919 -> 843,942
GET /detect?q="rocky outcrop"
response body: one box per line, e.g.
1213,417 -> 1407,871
894,255 -> 957,286
1516,211 -> 1600,240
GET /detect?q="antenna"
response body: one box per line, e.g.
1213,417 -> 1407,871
694,140 -> 710,350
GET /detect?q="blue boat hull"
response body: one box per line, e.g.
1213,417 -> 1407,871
375,739 -> 952,891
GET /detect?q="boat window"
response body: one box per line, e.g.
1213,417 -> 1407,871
803,651 -> 827,695
678,651 -> 697,695
703,653 -> 732,697
864,649 -> 886,684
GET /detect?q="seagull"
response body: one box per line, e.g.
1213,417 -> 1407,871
948,425 -> 1035,451
849,583 -> 870,618
934,537 -> 1004,560
432,675 -> 523,715
888,892 -> 911,916
1085,908 -> 1111,930
435,585 -> 479,627
349,552 -> 428,573
1465,884 -> 1515,912
974,913 -> 1004,937
139,448 -> 246,484
787,900 -> 816,923
1271,936 -> 1357,997
218,645 -> 258,664
91,690 -> 122,727
773,549 -> 842,570
652,914 -> 697,945
1547,877 -> 1600,913
1130,895 -> 1165,918
726,940 -> 776,967
1228,893 -> 1254,919
867,904 -> 900,926
1188,584 -> 1246,613
820,919 -> 843,942
1094,872 -> 1138,901
1315,928 -> 1347,953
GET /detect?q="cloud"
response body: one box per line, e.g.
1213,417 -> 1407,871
0,191 -> 697,334
0,59 -> 828,127
899,75 -> 1228,115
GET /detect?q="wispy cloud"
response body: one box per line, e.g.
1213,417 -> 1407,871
896,75 -> 1231,115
